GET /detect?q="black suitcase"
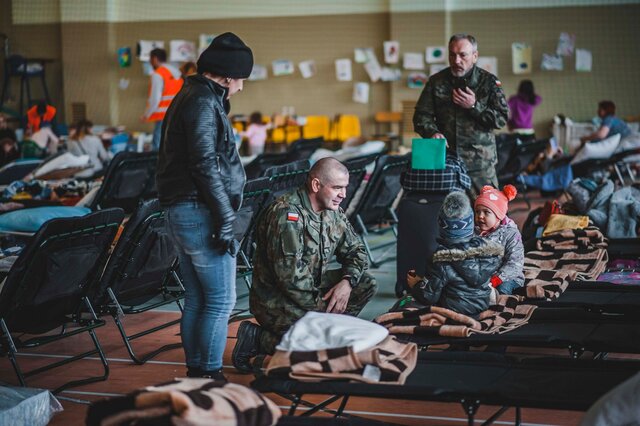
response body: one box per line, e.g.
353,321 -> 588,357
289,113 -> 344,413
395,191 -> 446,297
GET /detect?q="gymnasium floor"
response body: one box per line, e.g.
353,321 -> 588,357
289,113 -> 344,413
0,195 -> 599,425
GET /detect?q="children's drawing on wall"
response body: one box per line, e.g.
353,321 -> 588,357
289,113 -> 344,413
407,72 -> 427,89
298,60 -> 316,79
383,41 -> 400,64
198,34 -> 217,57
541,53 -> 563,71
117,47 -> 131,68
272,60 -> 295,76
426,46 -> 446,63
477,57 -> 498,76
364,49 -> 382,82
335,58 -> 353,81
249,65 -> 268,81
137,40 -> 165,61
170,40 -> 196,62
511,43 -> 532,74
403,52 -> 424,70
118,78 -> 130,90
353,82 -> 370,104
575,49 -> 592,72
556,32 -> 575,56
380,67 -> 401,82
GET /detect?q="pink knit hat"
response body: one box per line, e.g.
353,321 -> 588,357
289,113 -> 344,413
474,185 -> 517,220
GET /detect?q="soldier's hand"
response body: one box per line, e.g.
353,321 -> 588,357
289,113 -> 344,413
406,270 -> 422,288
452,87 -> 476,109
323,279 -> 352,314
432,133 -> 449,148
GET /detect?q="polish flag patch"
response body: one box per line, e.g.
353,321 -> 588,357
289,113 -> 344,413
287,212 -> 299,222
495,80 -> 502,87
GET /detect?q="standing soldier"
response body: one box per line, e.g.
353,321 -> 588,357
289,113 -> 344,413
232,158 -> 377,373
413,34 -> 508,196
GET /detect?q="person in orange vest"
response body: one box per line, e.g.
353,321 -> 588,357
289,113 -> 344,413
141,48 -> 183,150
26,101 -> 56,133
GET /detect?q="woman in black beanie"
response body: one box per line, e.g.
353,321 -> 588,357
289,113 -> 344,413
156,32 -> 253,381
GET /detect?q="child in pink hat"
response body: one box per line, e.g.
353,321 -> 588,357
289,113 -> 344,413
474,185 -> 525,295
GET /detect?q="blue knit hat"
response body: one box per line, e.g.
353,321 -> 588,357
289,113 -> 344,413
438,191 -> 474,242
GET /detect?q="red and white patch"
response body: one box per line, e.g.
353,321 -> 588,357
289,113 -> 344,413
495,80 -> 502,87
287,212 -> 299,222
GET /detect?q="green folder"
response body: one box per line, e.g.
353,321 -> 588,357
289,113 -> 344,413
411,138 -> 446,170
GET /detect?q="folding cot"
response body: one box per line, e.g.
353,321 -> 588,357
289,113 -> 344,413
340,153 -> 379,212
287,137 -> 323,162
262,159 -> 310,201
393,306 -> 640,359
0,158 -> 42,185
90,199 -> 184,364
253,351 -> 640,426
88,151 -> 158,213
347,153 -> 409,267
572,147 -> 640,185
0,209 -> 124,393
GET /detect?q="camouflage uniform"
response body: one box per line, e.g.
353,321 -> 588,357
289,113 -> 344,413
250,187 -> 377,354
413,65 -> 509,196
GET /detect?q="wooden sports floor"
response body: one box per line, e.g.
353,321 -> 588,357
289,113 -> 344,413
0,195 -> 622,425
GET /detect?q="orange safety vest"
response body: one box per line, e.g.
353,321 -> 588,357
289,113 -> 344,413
147,66 -> 183,122
27,105 -> 56,132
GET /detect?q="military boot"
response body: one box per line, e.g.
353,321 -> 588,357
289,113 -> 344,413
232,321 -> 262,373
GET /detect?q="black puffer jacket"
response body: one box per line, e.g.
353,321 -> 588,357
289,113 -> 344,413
157,75 -> 245,229
410,237 -> 503,316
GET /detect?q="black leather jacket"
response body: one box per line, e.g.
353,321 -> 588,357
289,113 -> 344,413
157,74 -> 246,229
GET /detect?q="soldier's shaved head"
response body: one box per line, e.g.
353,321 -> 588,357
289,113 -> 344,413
306,158 -> 349,212
308,157 -> 348,187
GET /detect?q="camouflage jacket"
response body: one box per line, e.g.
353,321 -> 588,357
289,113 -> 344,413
251,188 -> 369,312
413,65 -> 508,173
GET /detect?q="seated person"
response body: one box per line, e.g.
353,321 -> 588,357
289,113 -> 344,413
23,125 -> 59,157
474,185 -> 525,295
67,119 -> 110,178
232,158 -> 377,372
406,191 -> 503,316
580,100 -> 631,145
0,114 -> 19,167
26,101 -> 56,133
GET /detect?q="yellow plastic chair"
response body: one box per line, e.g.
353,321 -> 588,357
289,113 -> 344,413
330,114 -> 361,143
302,115 -> 330,141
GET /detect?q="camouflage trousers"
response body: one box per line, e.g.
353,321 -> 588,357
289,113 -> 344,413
255,269 -> 377,354
467,166 -> 498,198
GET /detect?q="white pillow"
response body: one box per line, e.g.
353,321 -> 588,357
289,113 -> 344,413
276,311 -> 389,353
570,133 -> 621,165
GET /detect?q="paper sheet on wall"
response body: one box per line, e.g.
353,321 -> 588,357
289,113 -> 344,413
541,53 -> 563,71
335,58 -> 352,81
407,72 -> 427,89
383,41 -> 400,64
477,57 -> 498,76
354,48 -> 368,64
353,82 -> 370,104
364,49 -> 382,82
170,40 -> 196,62
430,64 -> 447,76
272,60 -> 295,76
426,46 -> 446,63
117,47 -> 131,68
511,43 -> 532,74
556,32 -> 576,56
298,60 -> 316,79
403,52 -> 424,70
380,67 -> 401,82
199,34 -> 217,49
137,40 -> 164,62
249,65 -> 268,81
575,49 -> 592,72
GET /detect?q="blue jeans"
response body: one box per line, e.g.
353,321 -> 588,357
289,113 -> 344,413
498,280 -> 521,295
166,201 -> 237,371
151,120 -> 163,151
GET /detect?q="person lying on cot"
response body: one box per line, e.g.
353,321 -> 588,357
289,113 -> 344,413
474,185 -> 525,296
406,191 -> 503,317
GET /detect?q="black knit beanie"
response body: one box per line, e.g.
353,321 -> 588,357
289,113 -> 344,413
197,32 -> 253,79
